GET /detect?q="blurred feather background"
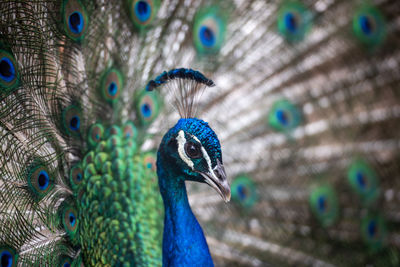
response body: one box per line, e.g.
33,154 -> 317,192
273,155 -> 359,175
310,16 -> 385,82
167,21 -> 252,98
1,0 -> 400,266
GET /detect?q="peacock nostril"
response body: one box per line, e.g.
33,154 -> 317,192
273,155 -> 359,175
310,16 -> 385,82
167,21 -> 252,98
214,169 -> 222,180
213,159 -> 226,181
214,167 -> 226,181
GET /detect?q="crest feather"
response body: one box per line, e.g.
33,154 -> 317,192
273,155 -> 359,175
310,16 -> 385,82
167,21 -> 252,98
146,68 -> 215,118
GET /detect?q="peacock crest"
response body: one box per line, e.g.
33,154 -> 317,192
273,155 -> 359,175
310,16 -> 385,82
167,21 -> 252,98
1,0 -> 400,266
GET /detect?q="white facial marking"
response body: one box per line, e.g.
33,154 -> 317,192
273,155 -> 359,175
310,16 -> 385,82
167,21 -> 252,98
192,133 -> 216,178
192,134 -> 213,174
193,135 -> 201,143
201,146 -> 214,176
198,139 -> 222,184
176,130 -> 194,169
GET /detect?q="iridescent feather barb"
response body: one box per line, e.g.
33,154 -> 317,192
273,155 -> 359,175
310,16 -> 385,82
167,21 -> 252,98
146,68 -> 215,118
1,0 -> 400,266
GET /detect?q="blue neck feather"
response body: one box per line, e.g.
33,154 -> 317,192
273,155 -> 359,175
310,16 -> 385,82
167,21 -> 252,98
157,155 -> 214,267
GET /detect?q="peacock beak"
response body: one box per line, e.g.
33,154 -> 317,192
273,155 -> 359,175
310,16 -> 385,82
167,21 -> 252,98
198,159 -> 231,202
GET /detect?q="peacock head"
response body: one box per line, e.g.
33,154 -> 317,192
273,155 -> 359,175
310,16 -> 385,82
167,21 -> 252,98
158,117 -> 231,202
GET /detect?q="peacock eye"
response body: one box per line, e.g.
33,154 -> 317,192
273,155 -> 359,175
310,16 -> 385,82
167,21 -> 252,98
184,141 -> 202,159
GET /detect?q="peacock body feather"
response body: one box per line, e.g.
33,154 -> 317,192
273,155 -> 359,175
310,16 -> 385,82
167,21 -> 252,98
1,0 -> 400,266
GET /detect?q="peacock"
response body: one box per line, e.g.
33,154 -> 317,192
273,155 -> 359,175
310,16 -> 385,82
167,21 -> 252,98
0,0 -> 400,266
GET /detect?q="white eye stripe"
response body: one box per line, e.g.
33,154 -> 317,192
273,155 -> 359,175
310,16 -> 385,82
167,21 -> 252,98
198,137 -> 220,183
193,135 -> 201,143
177,130 -> 194,169
201,146 -> 214,175
191,134 -> 212,170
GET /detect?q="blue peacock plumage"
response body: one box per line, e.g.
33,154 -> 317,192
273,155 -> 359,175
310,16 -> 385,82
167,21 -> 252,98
1,0 -> 400,266
157,117 -> 229,267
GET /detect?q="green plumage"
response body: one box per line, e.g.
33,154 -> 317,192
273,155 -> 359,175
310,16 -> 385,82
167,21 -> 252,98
1,0 -> 400,266
77,123 -> 162,266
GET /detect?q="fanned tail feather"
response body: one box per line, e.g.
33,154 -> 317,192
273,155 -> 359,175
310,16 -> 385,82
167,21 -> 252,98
1,0 -> 400,266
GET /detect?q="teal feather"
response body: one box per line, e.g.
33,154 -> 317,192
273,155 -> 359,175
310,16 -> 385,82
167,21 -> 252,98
277,1 -> 312,42
0,46 -> 20,92
98,68 -> 124,105
231,175 -> 257,210
135,89 -> 161,125
61,0 -> 89,42
193,4 -> 228,55
309,185 -> 339,227
347,158 -> 380,205
268,99 -> 302,133
352,4 -> 386,48
61,105 -> 83,136
126,0 -> 161,30
361,214 -> 387,251
26,162 -> 54,200
0,0 -> 400,266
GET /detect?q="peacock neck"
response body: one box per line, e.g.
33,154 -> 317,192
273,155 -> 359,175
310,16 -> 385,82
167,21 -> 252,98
157,156 -> 214,267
